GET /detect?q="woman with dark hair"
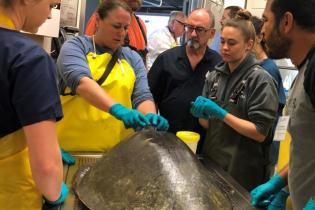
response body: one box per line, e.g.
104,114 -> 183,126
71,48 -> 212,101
57,0 -> 168,153
191,10 -> 278,191
0,0 -> 68,209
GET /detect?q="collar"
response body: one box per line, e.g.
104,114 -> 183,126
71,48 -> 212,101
0,13 -> 15,30
178,44 -> 214,61
216,54 -> 258,76
297,44 -> 315,69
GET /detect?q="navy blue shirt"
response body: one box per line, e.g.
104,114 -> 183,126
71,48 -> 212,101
0,28 -> 63,138
260,59 -> 286,111
148,45 -> 222,136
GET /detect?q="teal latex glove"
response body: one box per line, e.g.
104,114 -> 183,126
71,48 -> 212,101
145,113 -> 169,131
190,96 -> 228,120
60,148 -> 75,165
250,174 -> 286,207
303,198 -> 315,210
109,103 -> 150,129
45,182 -> 69,205
268,189 -> 289,210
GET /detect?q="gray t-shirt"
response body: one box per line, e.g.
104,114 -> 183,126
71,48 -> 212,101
56,35 -> 153,108
287,57 -> 315,210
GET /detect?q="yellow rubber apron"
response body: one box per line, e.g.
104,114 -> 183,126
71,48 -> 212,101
57,51 -> 136,152
0,130 -> 42,210
0,14 -> 42,210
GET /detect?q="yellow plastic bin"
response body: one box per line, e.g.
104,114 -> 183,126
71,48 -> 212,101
176,131 -> 200,153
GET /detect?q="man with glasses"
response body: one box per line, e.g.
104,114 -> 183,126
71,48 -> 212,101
147,11 -> 186,70
148,8 -> 221,153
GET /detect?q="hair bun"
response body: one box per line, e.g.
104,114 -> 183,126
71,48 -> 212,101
235,9 -> 252,21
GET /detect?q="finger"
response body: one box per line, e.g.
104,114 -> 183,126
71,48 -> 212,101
151,115 -> 158,126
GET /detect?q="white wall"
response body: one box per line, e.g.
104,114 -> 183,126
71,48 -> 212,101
224,0 -> 245,8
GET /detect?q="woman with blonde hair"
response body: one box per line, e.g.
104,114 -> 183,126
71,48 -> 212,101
191,10 -> 278,191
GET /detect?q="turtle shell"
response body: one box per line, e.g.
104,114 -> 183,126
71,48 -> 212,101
73,129 -> 232,210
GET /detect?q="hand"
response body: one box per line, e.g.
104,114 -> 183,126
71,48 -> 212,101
250,174 -> 286,207
145,113 -> 169,131
190,96 -> 228,120
303,198 -> 315,210
60,148 -> 75,165
109,103 -> 150,129
267,189 -> 289,210
45,182 -> 69,205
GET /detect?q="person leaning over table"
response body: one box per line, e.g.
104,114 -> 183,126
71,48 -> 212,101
56,0 -> 168,153
0,0 -> 69,209
191,10 -> 278,192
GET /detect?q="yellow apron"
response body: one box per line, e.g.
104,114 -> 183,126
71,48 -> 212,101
0,14 -> 42,210
0,130 -> 42,210
57,52 -> 136,152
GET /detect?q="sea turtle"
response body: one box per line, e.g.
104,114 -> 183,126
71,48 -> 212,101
73,129 -> 233,210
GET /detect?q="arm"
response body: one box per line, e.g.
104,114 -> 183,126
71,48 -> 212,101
23,120 -> 63,201
128,49 -> 169,130
199,118 -> 209,129
76,76 -> 116,112
223,114 -> 266,142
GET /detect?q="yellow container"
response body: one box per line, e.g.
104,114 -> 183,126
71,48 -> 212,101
176,131 -> 200,153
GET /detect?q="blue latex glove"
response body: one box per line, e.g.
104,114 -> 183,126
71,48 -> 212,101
109,103 -> 150,129
303,198 -> 315,210
190,96 -> 228,120
250,174 -> 286,207
60,148 -> 75,165
268,189 -> 289,210
145,113 -> 169,131
45,182 -> 69,205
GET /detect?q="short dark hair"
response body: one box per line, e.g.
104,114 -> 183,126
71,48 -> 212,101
271,0 -> 315,32
225,6 -> 242,19
97,0 -> 132,20
251,16 -> 263,35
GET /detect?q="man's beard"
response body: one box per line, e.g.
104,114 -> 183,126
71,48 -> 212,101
264,25 -> 291,59
187,39 -> 201,50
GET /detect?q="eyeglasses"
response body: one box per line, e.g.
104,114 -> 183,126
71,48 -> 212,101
184,24 -> 212,35
49,3 -> 60,9
174,19 -> 185,25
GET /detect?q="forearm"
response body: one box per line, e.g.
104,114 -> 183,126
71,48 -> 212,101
223,113 -> 266,142
23,120 -> 63,201
76,76 -> 116,112
278,164 -> 289,184
199,118 -> 209,129
137,100 -> 157,114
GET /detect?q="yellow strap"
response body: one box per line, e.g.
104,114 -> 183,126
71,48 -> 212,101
0,13 -> 15,30
0,129 -> 27,160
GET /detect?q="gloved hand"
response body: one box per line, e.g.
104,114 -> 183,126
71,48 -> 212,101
303,198 -> 315,210
145,113 -> 169,131
190,96 -> 228,120
268,189 -> 289,210
45,182 -> 69,205
109,103 -> 150,129
250,174 -> 286,207
60,148 -> 75,165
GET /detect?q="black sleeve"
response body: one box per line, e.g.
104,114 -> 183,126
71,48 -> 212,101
11,45 -> 63,126
304,52 -> 315,108
147,54 -> 165,105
